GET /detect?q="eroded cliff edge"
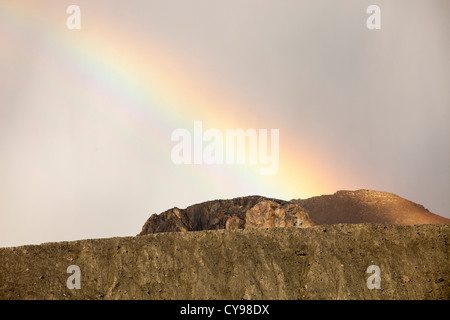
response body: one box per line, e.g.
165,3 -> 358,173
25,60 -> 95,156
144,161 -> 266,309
1,223 -> 448,300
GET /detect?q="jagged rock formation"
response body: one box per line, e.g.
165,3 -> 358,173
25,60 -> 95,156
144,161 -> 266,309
139,190 -> 449,235
139,196 -> 314,235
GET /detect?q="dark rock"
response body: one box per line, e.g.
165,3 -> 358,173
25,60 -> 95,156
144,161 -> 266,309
139,196 -> 314,235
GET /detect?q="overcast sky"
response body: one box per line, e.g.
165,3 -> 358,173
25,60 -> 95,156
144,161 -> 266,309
1,0 -> 449,247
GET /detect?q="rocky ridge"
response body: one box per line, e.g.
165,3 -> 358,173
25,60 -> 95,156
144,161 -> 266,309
1,189 -> 449,300
139,190 -> 449,235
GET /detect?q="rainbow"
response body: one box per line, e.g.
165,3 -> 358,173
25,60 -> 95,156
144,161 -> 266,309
0,1 -> 359,204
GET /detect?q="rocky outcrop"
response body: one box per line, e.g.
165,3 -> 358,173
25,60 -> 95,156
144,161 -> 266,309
139,196 -> 314,235
139,190 -> 449,235
245,200 -> 314,229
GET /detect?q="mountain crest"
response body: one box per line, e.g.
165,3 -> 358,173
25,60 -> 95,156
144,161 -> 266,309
139,190 -> 449,235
